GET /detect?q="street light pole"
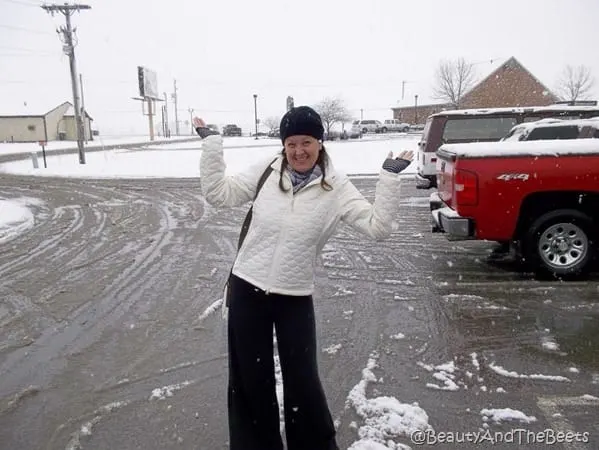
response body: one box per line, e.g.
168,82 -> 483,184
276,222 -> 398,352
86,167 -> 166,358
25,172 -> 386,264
414,94 -> 419,124
188,108 -> 194,135
253,94 -> 258,140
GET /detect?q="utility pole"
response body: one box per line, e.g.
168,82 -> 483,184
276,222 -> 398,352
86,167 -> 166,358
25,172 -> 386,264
163,92 -> 169,137
253,94 -> 258,139
188,108 -> 194,135
79,73 -> 87,143
42,3 -> 90,164
401,80 -> 414,101
172,80 -> 180,136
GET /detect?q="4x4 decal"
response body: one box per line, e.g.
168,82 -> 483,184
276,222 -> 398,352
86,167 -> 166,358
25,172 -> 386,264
497,173 -> 530,181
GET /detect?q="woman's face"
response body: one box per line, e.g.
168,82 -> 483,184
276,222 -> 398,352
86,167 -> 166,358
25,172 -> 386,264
283,135 -> 321,173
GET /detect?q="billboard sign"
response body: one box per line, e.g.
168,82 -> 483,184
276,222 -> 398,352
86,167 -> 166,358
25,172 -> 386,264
137,66 -> 159,100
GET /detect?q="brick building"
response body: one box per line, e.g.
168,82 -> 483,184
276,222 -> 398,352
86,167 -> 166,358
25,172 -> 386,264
392,57 -> 559,124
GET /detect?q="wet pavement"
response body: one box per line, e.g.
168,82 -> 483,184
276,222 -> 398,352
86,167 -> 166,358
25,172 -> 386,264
0,174 -> 598,450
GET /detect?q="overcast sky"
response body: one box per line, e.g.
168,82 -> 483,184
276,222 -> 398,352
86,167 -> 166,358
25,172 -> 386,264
1,0 -> 598,136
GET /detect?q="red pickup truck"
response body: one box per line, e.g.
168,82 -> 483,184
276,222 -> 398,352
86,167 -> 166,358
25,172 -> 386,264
430,139 -> 599,278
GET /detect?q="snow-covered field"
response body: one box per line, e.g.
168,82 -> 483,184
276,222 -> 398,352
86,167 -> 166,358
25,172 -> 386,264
0,135 -> 420,179
0,134 -> 197,156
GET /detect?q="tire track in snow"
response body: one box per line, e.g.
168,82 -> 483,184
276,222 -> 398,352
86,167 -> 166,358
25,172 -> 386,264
0,199 -> 177,397
0,204 -> 83,277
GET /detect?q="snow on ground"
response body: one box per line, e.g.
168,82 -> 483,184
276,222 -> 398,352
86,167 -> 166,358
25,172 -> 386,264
64,401 -> 130,450
0,136 -> 420,179
0,134 -> 197,156
0,196 -> 46,244
488,362 -> 571,382
418,360 -> 461,392
480,407 -> 537,424
323,344 -> 343,355
346,352 -> 431,449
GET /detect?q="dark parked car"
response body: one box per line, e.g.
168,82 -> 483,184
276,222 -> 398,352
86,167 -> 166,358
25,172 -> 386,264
223,124 -> 242,137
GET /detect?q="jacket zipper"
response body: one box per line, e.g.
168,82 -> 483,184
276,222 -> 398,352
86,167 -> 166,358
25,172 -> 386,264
265,178 -> 293,294
264,174 -> 325,294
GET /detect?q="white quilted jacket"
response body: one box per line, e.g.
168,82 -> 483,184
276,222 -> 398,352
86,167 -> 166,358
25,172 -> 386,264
200,140 -> 402,295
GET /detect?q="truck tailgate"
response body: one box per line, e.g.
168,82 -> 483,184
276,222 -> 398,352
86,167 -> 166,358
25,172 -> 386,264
436,148 -> 456,207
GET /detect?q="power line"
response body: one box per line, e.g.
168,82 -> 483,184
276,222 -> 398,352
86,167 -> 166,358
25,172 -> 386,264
0,23 -> 55,34
0,44 -> 59,53
0,0 -> 40,7
0,53 -> 60,57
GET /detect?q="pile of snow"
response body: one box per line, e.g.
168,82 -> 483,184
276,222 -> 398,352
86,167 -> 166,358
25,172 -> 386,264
480,407 -> 537,424
346,352 -> 431,449
418,361 -> 460,392
0,197 -> 45,244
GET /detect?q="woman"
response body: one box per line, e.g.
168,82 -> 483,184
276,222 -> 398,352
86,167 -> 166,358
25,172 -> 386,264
197,106 -> 413,450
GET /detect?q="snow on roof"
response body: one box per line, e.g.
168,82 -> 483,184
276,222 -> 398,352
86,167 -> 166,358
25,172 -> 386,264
64,105 -> 93,120
505,117 -> 599,136
512,117 -> 599,132
440,137 -> 599,158
432,104 -> 599,117
0,101 -> 71,117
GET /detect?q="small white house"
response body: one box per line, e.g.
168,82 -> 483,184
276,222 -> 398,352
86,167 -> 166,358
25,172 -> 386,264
0,101 -> 93,143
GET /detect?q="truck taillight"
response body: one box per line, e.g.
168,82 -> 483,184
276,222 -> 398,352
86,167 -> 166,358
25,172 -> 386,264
454,169 -> 478,205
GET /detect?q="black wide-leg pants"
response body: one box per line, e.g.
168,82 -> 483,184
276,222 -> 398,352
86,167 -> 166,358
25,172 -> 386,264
227,275 -> 338,450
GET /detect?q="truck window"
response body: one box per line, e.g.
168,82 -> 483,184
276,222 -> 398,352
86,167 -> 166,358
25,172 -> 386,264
526,126 -> 579,140
443,117 -> 518,141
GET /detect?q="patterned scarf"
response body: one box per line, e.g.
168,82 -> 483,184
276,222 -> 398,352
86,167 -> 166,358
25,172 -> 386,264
287,164 -> 323,193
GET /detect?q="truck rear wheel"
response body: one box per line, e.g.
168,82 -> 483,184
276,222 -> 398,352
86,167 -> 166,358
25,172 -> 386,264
524,209 -> 595,279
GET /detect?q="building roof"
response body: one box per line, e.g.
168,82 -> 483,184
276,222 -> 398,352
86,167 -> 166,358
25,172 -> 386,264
0,100 -> 70,117
430,104 -> 599,117
392,57 -> 559,112
460,56 -> 558,105
64,105 -> 93,120
0,101 -> 92,120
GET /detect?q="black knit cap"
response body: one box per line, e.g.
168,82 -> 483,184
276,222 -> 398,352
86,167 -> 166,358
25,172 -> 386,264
279,106 -> 324,143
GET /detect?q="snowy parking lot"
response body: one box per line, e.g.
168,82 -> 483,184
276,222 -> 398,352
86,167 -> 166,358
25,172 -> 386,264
0,137 -> 598,449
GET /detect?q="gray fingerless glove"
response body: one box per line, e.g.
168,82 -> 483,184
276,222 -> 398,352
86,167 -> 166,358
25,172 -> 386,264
382,158 -> 411,174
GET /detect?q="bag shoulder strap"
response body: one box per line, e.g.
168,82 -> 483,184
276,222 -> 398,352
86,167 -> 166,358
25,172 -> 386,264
236,158 -> 276,250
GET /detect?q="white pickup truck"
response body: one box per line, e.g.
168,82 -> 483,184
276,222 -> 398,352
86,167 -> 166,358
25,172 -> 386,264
379,119 -> 410,133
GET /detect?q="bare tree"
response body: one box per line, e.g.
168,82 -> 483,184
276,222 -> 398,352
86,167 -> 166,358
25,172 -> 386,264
313,97 -> 353,136
432,58 -> 476,108
556,65 -> 595,102
263,116 -> 280,134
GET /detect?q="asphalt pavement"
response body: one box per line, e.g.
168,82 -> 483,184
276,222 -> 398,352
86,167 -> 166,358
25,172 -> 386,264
0,174 -> 598,450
